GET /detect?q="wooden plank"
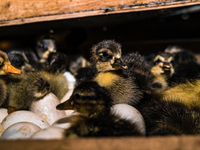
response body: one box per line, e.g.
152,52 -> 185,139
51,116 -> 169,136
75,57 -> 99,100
0,136 -> 200,150
0,0 -> 200,27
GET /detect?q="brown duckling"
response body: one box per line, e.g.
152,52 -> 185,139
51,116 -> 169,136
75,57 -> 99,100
90,40 -> 143,106
0,50 -> 21,112
57,81 -> 144,137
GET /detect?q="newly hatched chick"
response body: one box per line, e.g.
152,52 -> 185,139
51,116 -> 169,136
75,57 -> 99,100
6,48 -> 39,72
149,52 -> 175,94
0,50 -> 21,109
36,36 -> 57,64
122,52 -> 167,94
56,81 -> 144,137
0,72 -> 51,114
137,96 -> 200,136
90,40 -> 143,106
44,52 -> 67,74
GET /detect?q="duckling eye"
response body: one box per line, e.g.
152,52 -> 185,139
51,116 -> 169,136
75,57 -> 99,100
102,51 -> 109,57
14,58 -> 23,66
0,61 -> 3,66
75,94 -> 81,99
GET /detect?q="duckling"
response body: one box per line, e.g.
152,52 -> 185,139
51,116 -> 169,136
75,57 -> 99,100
6,48 -> 39,72
69,55 -> 91,76
122,52 -> 167,94
0,72 -> 51,114
56,81 -> 144,137
149,52 -> 175,94
44,52 -> 67,74
36,36 -> 57,65
90,40 -> 143,106
136,96 -> 200,136
0,50 -> 21,109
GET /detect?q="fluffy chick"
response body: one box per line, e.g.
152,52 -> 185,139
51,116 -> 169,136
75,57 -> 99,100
0,50 -> 21,109
6,48 -> 39,72
57,81 -> 144,137
90,40 -> 143,106
137,96 -> 200,136
36,36 -> 57,64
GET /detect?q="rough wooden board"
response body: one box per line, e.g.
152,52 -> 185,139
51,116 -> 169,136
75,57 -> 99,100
0,136 -> 200,150
0,0 -> 200,27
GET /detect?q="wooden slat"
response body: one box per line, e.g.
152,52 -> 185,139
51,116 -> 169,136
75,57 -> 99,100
0,0 -> 200,27
0,136 -> 200,150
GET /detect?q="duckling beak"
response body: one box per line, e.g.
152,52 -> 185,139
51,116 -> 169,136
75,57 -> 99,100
56,100 -> 74,110
111,58 -> 128,69
4,63 -> 21,74
162,62 -> 171,72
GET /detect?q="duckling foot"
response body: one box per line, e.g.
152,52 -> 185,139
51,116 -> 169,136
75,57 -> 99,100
7,106 -> 16,114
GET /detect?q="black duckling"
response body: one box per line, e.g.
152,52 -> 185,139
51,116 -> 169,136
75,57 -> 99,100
69,55 -> 91,76
6,48 -> 39,72
136,96 -> 200,136
36,36 -> 57,64
56,81 -> 144,137
0,50 -> 21,110
122,52 -> 167,95
90,40 -> 143,106
44,52 -> 67,74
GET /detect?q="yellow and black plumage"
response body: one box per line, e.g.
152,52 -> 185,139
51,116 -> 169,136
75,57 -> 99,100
57,81 -> 144,137
0,50 -> 21,112
122,52 -> 167,94
89,40 -> 143,106
136,96 -> 200,136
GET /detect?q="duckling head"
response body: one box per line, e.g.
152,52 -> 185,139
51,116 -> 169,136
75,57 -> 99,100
91,40 -> 127,72
0,50 -> 21,75
6,49 -> 35,72
36,36 -> 57,62
151,53 -> 174,80
56,81 -> 112,117
164,45 -> 183,55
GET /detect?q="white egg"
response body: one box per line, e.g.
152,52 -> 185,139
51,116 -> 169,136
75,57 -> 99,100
30,127 -> 65,139
2,111 -> 50,130
0,108 -> 8,123
1,122 -> 41,139
29,93 -> 66,125
111,104 -> 146,135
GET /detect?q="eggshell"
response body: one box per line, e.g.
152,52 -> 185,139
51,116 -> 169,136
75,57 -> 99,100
30,127 -> 65,139
2,111 -> 50,130
111,104 -> 146,135
1,122 -> 41,139
29,93 -> 66,125
63,71 -> 76,90
0,108 -> 8,123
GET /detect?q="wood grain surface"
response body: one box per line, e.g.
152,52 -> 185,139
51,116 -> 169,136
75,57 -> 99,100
0,0 -> 200,27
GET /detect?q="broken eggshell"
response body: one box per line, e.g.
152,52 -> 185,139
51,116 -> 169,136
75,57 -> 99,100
30,127 -> 65,139
1,122 -> 41,139
2,111 -> 50,130
111,104 -> 146,136
29,93 -> 66,125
